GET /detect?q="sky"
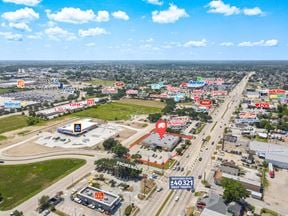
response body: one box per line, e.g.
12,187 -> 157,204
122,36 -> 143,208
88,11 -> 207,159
0,0 -> 287,60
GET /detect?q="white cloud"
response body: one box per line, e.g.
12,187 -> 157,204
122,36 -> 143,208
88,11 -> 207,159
152,4 -> 188,24
162,41 -> 181,49
46,8 -> 109,24
2,0 -> 40,6
220,42 -> 234,47
146,38 -> 154,43
2,7 -> 39,22
243,7 -> 264,16
0,32 -> 23,41
207,0 -> 240,16
95,10 -> 109,22
238,39 -> 278,47
146,0 -> 163,6
45,26 -> 76,40
207,1 -> 264,16
112,11 -> 129,21
183,39 -> 208,47
27,32 -> 42,39
86,43 -> 96,47
9,22 -> 31,31
79,27 -> 109,37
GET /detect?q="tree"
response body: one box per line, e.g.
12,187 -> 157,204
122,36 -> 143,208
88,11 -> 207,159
125,205 -> 133,216
10,210 -> 24,216
38,195 -> 50,211
185,140 -> 191,146
221,178 -> 250,203
175,147 -> 183,155
148,113 -> 162,123
103,138 -> 118,150
112,144 -> 129,158
26,116 -> 40,126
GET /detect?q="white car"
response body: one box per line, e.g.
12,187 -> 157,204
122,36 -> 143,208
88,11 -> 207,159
175,196 -> 179,201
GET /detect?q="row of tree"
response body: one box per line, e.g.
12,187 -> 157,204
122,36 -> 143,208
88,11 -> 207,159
103,138 -> 129,158
95,158 -> 142,179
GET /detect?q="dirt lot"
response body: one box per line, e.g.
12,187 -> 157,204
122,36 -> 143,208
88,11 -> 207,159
120,121 -> 148,129
264,169 -> 288,213
116,98 -> 165,109
116,127 -> 137,142
3,138 -> 63,156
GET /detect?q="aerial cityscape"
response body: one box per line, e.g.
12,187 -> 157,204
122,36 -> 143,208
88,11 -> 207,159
0,1 -> 288,216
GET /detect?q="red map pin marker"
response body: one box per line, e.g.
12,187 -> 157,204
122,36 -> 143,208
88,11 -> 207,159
155,119 -> 167,139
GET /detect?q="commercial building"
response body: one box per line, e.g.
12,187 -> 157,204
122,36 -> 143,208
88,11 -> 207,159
249,141 -> 288,169
76,186 -> 121,213
214,170 -> 262,193
199,193 -> 244,216
57,119 -> 98,136
220,161 -> 240,176
142,133 -> 181,151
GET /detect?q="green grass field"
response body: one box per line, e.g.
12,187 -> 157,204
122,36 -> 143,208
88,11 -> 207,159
117,99 -> 165,109
0,159 -> 86,210
73,102 -> 162,120
0,115 -> 28,134
0,88 -> 24,94
89,78 -> 115,86
0,135 -> 7,141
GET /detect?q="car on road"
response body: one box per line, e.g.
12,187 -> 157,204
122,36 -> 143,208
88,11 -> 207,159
211,141 -> 215,145
198,175 -> 202,179
181,167 -> 184,172
175,196 -> 179,201
177,166 -> 180,171
42,210 -> 50,216
88,204 -> 95,209
157,187 -> 163,192
0,160 -> 4,163
198,157 -> 202,161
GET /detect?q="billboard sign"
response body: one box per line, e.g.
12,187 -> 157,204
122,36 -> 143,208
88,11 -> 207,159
87,99 -> 95,106
211,91 -> 228,96
54,106 -> 67,113
269,89 -> 286,95
187,80 -> 206,88
4,101 -> 21,108
192,90 -> 204,95
126,89 -> 138,95
74,123 -> 82,133
180,82 -> 188,88
205,78 -> 224,85
169,176 -> 194,190
114,81 -> 125,88
255,102 -> 270,109
200,99 -> 212,107
102,87 -> 118,94
166,85 -> 180,93
17,80 -> 25,88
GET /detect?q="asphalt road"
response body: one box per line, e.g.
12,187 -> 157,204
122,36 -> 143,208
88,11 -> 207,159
139,74 -> 250,216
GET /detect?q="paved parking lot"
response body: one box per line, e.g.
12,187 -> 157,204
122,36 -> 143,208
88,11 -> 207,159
36,124 -> 123,148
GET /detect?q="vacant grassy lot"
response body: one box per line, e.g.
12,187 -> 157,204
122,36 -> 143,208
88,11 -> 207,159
117,99 -> 165,109
0,135 -> 7,141
73,102 -> 161,120
0,88 -> 24,94
0,159 -> 86,210
0,115 -> 28,134
90,78 -> 115,86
